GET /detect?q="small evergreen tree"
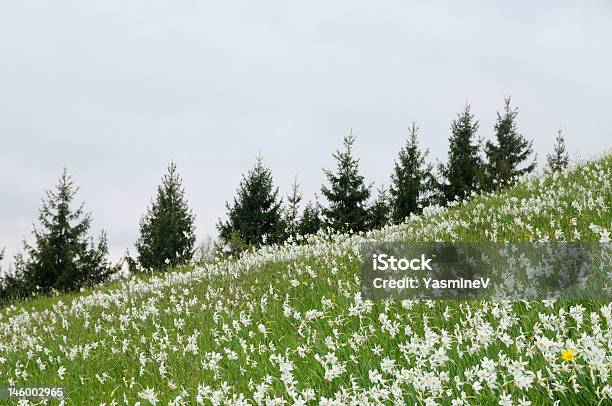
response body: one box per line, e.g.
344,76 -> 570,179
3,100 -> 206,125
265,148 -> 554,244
11,168 -> 115,295
283,177 -> 302,238
441,103 -> 483,203
484,97 -> 536,190
0,249 -> 16,304
0,249 -> 5,299
321,133 -> 371,233
217,156 -> 284,250
389,122 -> 435,223
298,197 -> 323,237
135,162 -> 196,271
547,128 -> 570,172
368,185 -> 391,229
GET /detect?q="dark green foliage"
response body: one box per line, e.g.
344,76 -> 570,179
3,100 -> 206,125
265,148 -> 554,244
283,177 -> 302,239
547,129 -> 570,172
389,122 -> 436,223
484,97 -> 536,190
440,103 -> 483,203
321,133 -> 371,233
0,250 -> 22,305
0,249 -> 9,303
6,169 -> 115,299
368,185 -> 391,229
298,197 -> 323,237
0,252 -> 30,305
217,156 -> 284,251
123,250 -> 140,274
135,162 -> 196,271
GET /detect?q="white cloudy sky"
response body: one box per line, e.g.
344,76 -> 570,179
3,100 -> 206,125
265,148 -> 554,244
1,1 -> 611,267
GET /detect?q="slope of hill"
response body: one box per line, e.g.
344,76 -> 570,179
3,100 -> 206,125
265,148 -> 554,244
0,156 -> 610,405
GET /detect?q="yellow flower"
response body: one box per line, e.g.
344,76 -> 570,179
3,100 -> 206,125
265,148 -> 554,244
561,348 -> 576,362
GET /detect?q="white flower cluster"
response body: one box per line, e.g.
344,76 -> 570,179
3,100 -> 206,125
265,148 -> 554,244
0,157 -> 610,405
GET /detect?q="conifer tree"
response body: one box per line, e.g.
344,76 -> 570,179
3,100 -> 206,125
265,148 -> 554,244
217,156 -> 284,250
368,185 -> 391,229
321,133 -> 371,233
283,177 -> 302,238
136,162 -> 196,271
12,168 -> 116,295
298,197 -> 323,237
441,103 -> 483,203
484,97 -> 536,190
0,248 -> 4,293
389,122 -> 435,223
547,128 -> 570,172
0,249 -> 14,304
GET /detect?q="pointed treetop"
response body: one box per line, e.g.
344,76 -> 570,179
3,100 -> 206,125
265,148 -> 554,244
321,131 -> 371,232
217,155 -> 284,251
546,127 -> 570,172
390,121 -> 435,222
135,161 -> 196,271
12,167 -> 115,295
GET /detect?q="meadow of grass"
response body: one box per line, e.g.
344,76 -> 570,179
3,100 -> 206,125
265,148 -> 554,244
0,156 -> 610,405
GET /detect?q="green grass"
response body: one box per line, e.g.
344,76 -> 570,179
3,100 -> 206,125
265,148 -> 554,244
0,155 -> 610,405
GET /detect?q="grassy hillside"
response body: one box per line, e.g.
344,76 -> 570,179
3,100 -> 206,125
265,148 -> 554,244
0,156 -> 610,405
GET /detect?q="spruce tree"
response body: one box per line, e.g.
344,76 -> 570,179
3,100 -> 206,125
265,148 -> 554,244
298,197 -> 323,237
368,185 -> 391,229
0,249 -> 5,298
321,133 -> 371,233
12,168 -> 115,294
135,162 -> 196,271
441,103 -> 483,203
283,177 -> 302,238
217,156 -> 284,250
389,122 -> 435,223
484,97 -> 536,190
547,128 -> 570,172
0,252 -> 28,304
0,249 -> 15,304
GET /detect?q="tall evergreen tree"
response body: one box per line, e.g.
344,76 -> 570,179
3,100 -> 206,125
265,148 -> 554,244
321,133 -> 371,233
389,122 -> 435,223
368,185 -> 391,229
484,97 -> 536,190
547,128 -> 570,172
12,168 -> 115,295
298,197 -> 323,237
441,103 -> 483,203
217,155 -> 284,249
135,162 -> 196,271
283,176 -> 302,238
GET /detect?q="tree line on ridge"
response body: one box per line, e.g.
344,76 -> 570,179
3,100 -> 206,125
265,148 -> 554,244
0,98 -> 571,304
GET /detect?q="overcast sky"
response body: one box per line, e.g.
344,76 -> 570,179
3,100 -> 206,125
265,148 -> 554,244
1,1 -> 610,267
